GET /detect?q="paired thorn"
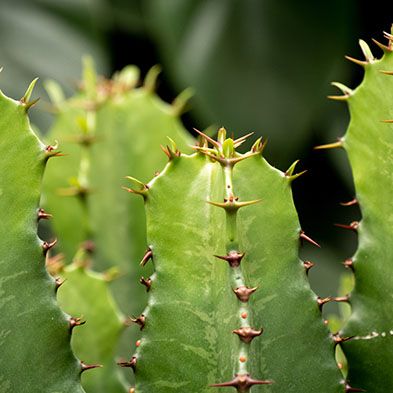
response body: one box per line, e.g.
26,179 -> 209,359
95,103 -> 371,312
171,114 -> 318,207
214,251 -> 245,268
372,38 -> 392,52
43,239 -> 57,255
70,316 -> 86,332
123,176 -> 149,197
206,198 -> 262,212
251,137 -> 268,154
314,138 -> 343,150
118,356 -> 137,372
340,197 -> 358,206
209,374 -> 273,392
80,362 -> 103,373
55,277 -> 66,292
37,208 -> 52,221
130,314 -> 146,330
232,327 -> 263,344
303,261 -> 314,273
334,221 -> 359,232
317,297 -> 332,311
333,333 -> 354,345
300,231 -> 320,248
140,276 -> 152,292
233,286 -> 258,303
342,258 -> 354,270
44,140 -> 66,160
140,248 -> 153,267
344,380 -> 366,392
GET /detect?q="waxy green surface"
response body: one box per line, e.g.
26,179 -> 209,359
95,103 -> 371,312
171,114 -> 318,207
336,38 -> 393,391
43,64 -> 194,374
57,262 -> 128,393
0,86 -> 84,392
132,137 -> 344,392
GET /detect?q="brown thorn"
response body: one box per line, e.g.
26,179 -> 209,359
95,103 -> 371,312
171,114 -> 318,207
118,357 -> 136,372
378,70 -> 393,75
333,294 -> 350,303
80,362 -> 103,373
233,286 -> 258,303
55,277 -> 66,292
317,296 -> 332,311
303,261 -> 314,273
209,374 -> 273,391
160,144 -> 171,159
345,55 -> 368,66
37,208 -> 52,221
314,139 -> 343,150
140,276 -> 152,292
340,197 -> 358,206
214,251 -> 245,268
140,248 -> 153,267
43,239 -> 57,255
372,38 -> 391,52
342,258 -> 354,271
70,316 -> 86,332
300,231 -> 320,248
232,327 -> 263,344
380,119 -> 393,123
130,314 -> 146,330
344,381 -> 366,392
334,221 -> 359,232
333,332 -> 354,345
193,128 -> 220,148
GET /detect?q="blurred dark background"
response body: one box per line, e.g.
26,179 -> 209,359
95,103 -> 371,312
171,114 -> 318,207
2,0 -> 392,316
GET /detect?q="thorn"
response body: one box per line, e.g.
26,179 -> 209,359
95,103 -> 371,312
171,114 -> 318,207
300,231 -> 320,248
378,70 -> 393,75
80,362 -> 103,373
285,160 -> 299,177
140,276 -> 152,292
229,151 -> 261,166
233,132 -> 254,147
232,327 -> 263,343
44,140 -> 66,160
331,82 -> 353,96
144,64 -> 161,93
140,248 -> 153,267
70,316 -> 86,332
20,77 -> 39,105
130,314 -> 146,330
333,294 -> 350,303
206,199 -> 263,212
358,39 -> 374,62
209,374 -> 273,391
251,137 -> 268,153
214,251 -> 245,268
345,55 -> 368,67
43,239 -> 57,255
344,380 -> 366,392
167,137 -> 181,157
334,221 -> 359,232
342,258 -> 354,270
233,286 -> 258,303
303,261 -> 314,273
136,340 -> 141,347
37,208 -> 52,221
372,38 -> 391,52
55,277 -> 66,292
340,197 -> 358,206
383,31 -> 393,42
160,144 -> 171,159
118,356 -> 137,372
333,333 -> 354,345
172,87 -> 194,115
327,95 -> 348,101
124,176 -> 150,195
193,128 -> 220,148
314,138 -> 343,150
380,119 -> 393,122
0,66 -> 3,73
317,296 -> 332,311
287,169 -> 307,182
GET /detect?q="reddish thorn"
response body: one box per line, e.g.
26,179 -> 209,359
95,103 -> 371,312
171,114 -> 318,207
193,128 -> 220,148
317,296 -> 332,311
130,314 -> 146,330
213,251 -> 245,268
209,374 -> 273,391
232,327 -> 263,344
340,197 -> 358,206
333,294 -> 350,303
303,261 -> 314,273
118,356 -> 136,372
37,208 -> 52,221
80,361 -> 102,373
233,286 -> 258,303
344,380 -> 366,392
140,276 -> 152,292
334,221 -> 359,232
140,248 -> 153,267
160,144 -> 171,159
333,332 -> 354,345
43,239 -> 57,255
300,231 -> 320,248
342,258 -> 354,271
136,340 -> 141,347
55,277 -> 66,292
70,316 -> 86,332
